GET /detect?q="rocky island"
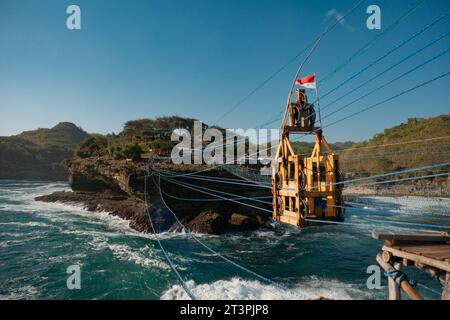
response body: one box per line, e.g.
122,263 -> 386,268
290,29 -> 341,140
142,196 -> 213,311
35,157 -> 272,234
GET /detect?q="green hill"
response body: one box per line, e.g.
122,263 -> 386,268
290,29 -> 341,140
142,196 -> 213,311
0,123 -> 89,181
339,115 -> 450,176
17,122 -> 89,149
291,140 -> 356,155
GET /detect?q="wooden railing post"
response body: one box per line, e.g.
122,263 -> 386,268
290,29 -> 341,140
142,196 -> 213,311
442,274 -> 450,300
389,262 -> 402,300
376,253 -> 423,300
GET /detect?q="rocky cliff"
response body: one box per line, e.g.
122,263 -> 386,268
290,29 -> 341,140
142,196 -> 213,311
35,158 -> 272,234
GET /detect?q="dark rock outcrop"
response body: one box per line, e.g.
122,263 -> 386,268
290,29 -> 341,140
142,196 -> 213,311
35,157 -> 272,234
65,158 -> 147,196
181,211 -> 225,234
35,191 -> 149,232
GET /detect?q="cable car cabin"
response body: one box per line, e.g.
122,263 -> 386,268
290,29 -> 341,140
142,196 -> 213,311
272,88 -> 345,227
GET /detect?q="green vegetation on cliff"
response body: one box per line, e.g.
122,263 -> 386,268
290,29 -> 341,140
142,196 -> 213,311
74,116 -> 200,159
339,115 -> 450,176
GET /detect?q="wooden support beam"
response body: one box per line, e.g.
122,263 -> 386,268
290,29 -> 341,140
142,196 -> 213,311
389,262 -> 402,300
376,253 -> 423,301
372,231 -> 450,243
442,273 -> 450,300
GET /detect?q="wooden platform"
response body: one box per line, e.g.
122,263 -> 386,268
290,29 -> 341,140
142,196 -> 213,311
372,231 -> 450,300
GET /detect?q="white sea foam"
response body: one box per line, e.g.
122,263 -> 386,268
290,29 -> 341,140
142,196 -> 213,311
2,189 -> 135,234
63,207 -> 133,231
160,276 -> 371,300
0,221 -> 52,228
88,236 -> 169,270
47,252 -> 87,264
354,196 -> 450,216
0,232 -> 49,248
294,275 -> 373,300
0,231 -> 45,238
0,285 -> 39,300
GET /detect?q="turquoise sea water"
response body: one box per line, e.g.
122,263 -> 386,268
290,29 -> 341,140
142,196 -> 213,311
0,180 -> 449,300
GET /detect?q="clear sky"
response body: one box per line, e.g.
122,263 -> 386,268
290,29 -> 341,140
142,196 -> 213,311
0,0 -> 449,142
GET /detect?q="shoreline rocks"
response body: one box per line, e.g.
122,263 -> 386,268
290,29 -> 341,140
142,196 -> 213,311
35,191 -> 149,232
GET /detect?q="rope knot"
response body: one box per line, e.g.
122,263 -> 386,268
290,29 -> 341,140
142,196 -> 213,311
384,269 -> 417,287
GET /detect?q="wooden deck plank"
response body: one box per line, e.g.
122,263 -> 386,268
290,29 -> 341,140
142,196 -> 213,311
382,245 -> 450,272
391,244 -> 450,261
394,245 -> 450,254
420,250 -> 450,257
421,253 -> 450,261
398,245 -> 450,252
372,231 -> 450,242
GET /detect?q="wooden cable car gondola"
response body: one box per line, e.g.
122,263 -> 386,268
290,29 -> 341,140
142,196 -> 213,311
272,86 -> 345,227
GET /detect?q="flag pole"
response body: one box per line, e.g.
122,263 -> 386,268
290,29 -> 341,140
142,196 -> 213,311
314,74 -> 323,129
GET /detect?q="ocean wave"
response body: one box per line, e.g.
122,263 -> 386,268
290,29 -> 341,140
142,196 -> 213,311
295,275 -> 374,300
20,200 -> 135,234
352,196 -> 450,216
160,276 -> 371,300
88,236 -> 169,270
47,252 -> 87,265
0,185 -> 71,202
62,208 -> 132,231
0,232 -> 49,248
0,221 -> 52,228
0,285 -> 39,300
0,197 -> 84,216
0,230 -> 46,238
160,278 -> 295,300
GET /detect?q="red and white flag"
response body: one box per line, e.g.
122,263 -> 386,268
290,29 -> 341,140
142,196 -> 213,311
296,74 -> 316,89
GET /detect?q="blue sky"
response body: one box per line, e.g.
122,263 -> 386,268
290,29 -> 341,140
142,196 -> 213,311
0,0 -> 449,142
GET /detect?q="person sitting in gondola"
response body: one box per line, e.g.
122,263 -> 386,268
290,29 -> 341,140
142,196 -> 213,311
306,102 -> 316,130
291,89 -> 315,131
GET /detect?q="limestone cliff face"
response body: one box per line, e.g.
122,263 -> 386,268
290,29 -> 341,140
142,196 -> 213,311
36,157 -> 272,235
65,158 -> 147,196
34,158 -> 149,232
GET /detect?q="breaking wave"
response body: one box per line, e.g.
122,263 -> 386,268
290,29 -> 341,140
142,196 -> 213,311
88,236 -> 169,270
0,285 -> 39,300
160,276 -> 371,300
